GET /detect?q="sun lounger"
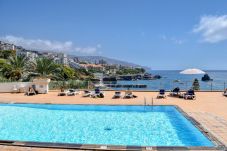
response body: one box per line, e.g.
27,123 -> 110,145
67,91 -> 75,96
124,91 -> 133,99
223,89 -> 227,97
25,87 -> 36,96
58,91 -> 67,96
157,89 -> 166,99
91,88 -> 105,98
123,91 -> 137,99
83,90 -> 92,97
169,87 -> 181,97
184,89 -> 196,100
112,91 -> 122,99
66,89 -> 79,96
32,85 -> 39,94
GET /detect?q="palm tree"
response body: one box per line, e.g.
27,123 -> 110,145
56,65 -> 76,91
192,78 -> 200,90
29,57 -> 59,79
1,56 -> 27,81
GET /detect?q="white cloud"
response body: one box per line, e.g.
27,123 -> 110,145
160,35 -> 167,40
193,15 -> 227,43
159,35 -> 184,45
96,44 -> 102,48
0,35 -> 100,54
171,38 -> 184,45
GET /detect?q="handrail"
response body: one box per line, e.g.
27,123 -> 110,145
144,97 -> 147,106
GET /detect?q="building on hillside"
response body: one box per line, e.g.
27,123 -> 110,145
40,52 -> 55,59
57,53 -> 68,66
0,41 -> 16,50
80,64 -> 104,71
16,49 -> 39,61
68,61 -> 84,69
104,64 -> 118,75
73,57 -> 80,63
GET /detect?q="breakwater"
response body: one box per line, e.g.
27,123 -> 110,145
105,84 -> 147,88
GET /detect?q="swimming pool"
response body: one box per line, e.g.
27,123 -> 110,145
0,104 -> 215,147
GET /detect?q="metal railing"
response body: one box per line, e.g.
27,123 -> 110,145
100,80 -> 227,91
1,79 -> 226,91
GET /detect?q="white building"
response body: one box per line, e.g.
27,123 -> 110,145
69,61 -> 84,69
57,53 -> 68,65
0,41 -> 16,50
16,50 -> 38,61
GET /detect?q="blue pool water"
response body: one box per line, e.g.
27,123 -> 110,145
0,104 -> 214,147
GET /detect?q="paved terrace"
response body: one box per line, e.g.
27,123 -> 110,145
0,91 -> 226,151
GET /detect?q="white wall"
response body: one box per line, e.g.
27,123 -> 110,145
0,79 -> 50,93
0,82 -> 32,93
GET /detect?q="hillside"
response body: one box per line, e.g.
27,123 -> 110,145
73,56 -> 150,69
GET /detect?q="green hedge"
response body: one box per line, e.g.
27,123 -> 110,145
49,80 -> 88,90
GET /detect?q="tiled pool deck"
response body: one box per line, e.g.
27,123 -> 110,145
0,91 -> 227,151
188,112 -> 227,147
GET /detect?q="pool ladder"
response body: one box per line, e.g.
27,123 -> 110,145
144,97 -> 154,111
144,97 -> 147,106
144,97 -> 154,106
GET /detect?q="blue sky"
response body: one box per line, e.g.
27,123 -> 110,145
0,0 -> 227,70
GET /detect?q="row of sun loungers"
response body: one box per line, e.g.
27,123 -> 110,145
58,89 -> 80,96
112,91 -> 137,99
45,87 -> 227,99
154,88 -> 226,99
82,88 -> 105,98
57,87 -> 226,99
157,88 -> 196,100
57,88 -> 138,99
58,88 -> 105,98
82,89 -> 137,99
158,87 -> 226,99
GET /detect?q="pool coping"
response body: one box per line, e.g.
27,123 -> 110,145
0,103 -> 226,151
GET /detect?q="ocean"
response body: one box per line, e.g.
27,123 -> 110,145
115,70 -> 227,91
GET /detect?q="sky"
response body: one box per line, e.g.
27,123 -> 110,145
0,0 -> 227,70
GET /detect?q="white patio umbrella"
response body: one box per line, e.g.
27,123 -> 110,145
180,68 -> 205,74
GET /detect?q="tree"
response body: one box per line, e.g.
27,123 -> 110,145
56,65 -> 76,91
116,67 -> 146,75
192,78 -> 200,90
0,50 -> 16,59
57,65 -> 75,80
0,56 -> 27,81
29,57 -> 59,79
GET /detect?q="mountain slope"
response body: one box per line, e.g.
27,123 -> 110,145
73,56 -> 149,69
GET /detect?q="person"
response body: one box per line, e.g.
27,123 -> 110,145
25,86 -> 36,96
